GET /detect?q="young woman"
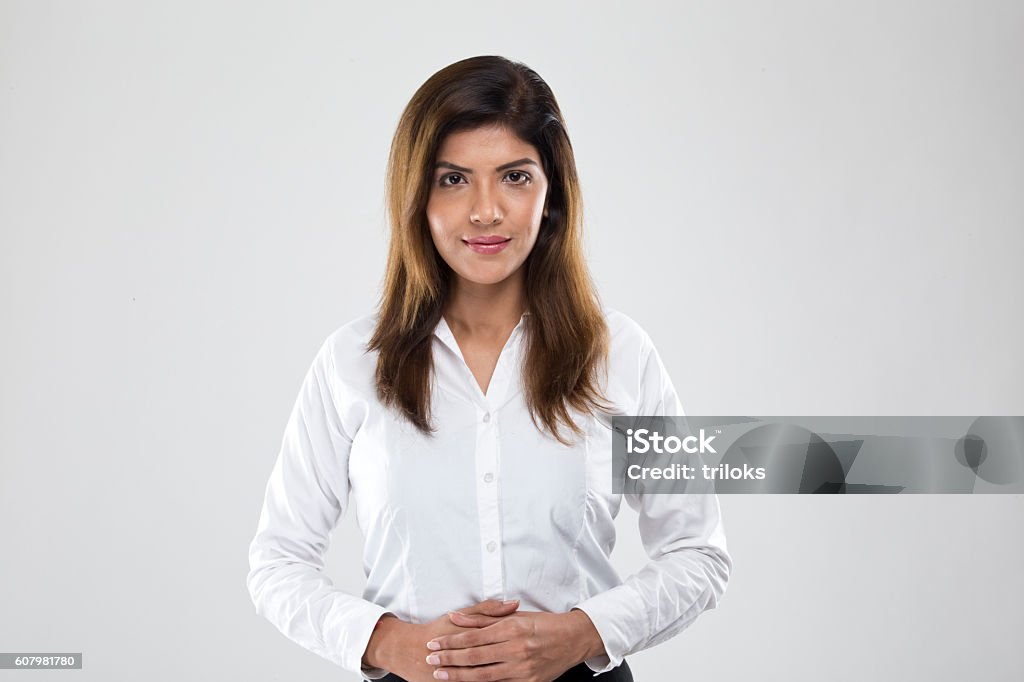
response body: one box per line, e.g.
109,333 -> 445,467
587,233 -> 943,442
247,56 -> 731,682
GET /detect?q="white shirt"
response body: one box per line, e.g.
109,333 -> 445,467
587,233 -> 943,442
247,308 -> 731,678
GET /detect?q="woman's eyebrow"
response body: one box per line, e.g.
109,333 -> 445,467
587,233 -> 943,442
434,158 -> 540,174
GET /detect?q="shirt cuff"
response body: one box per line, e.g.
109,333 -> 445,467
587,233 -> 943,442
344,605 -> 396,678
583,650 -> 615,675
570,601 -> 627,675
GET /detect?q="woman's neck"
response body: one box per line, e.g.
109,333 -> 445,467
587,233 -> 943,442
444,271 -> 527,338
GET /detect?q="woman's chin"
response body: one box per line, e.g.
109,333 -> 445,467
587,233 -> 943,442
452,265 -> 522,288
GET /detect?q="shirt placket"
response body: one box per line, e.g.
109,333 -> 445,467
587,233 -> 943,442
475,397 -> 504,599
477,324 -> 524,599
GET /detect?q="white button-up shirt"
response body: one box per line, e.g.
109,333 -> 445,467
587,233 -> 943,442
247,309 -> 731,678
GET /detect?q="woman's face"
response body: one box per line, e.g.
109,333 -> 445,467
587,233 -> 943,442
426,124 -> 549,290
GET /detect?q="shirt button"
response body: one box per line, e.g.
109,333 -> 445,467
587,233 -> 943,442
486,541 -> 497,553
483,472 -> 494,483
482,412 -> 491,423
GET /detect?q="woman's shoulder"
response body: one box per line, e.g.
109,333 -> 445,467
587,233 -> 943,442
598,307 -> 663,413
316,313 -> 380,389
323,313 -> 378,352
601,306 -> 656,359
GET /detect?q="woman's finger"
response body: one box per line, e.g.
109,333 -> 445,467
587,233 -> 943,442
431,662 -> 513,682
428,621 -> 513,651
426,641 -> 509,668
448,611 -> 501,628
464,598 -> 518,617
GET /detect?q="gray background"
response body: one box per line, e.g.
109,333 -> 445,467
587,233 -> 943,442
1,0 -> 1022,680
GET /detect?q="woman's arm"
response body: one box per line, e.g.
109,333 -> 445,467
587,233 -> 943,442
571,336 -> 732,672
246,339 -> 394,679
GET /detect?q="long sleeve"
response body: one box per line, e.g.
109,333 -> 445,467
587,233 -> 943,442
246,339 -> 392,678
573,337 -> 732,673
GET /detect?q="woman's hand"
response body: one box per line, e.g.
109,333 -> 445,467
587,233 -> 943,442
363,599 -> 521,682
423,608 -> 605,682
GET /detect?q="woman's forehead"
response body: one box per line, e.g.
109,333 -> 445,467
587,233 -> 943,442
435,125 -> 539,164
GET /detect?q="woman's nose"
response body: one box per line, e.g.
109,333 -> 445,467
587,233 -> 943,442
469,185 -> 503,225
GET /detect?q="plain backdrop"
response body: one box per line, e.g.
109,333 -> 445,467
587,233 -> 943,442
1,1 -> 1022,680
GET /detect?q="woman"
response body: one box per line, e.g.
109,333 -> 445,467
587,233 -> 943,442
247,56 -> 731,682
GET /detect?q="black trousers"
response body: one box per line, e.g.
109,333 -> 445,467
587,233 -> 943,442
369,659 -> 633,682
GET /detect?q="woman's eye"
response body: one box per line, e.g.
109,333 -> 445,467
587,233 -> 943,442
504,171 -> 531,184
439,173 -> 466,186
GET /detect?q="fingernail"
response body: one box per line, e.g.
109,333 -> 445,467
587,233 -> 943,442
426,654 -> 440,665
426,640 -> 441,651
502,599 -> 518,604
434,671 -> 449,680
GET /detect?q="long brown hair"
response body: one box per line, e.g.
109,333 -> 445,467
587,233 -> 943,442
368,55 -> 610,445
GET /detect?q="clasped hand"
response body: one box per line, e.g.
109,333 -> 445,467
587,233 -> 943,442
423,599 -> 595,682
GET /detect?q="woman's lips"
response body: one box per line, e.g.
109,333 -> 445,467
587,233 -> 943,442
463,238 -> 511,254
